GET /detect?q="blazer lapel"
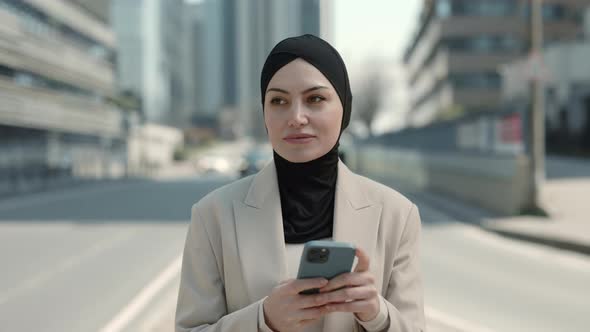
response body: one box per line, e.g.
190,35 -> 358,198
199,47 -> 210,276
233,159 -> 382,315
325,161 -> 382,332
233,161 -> 287,303
332,161 -> 381,262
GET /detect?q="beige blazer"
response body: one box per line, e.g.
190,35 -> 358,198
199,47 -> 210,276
175,160 -> 425,332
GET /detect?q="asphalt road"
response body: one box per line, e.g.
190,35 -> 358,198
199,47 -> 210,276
0,176 -> 231,332
0,173 -> 589,332
417,201 -> 590,332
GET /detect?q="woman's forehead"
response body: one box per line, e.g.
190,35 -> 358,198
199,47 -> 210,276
267,59 -> 334,92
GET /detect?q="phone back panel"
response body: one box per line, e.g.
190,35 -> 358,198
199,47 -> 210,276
296,240 -> 356,280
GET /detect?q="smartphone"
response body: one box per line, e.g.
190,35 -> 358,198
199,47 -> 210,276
296,240 -> 356,295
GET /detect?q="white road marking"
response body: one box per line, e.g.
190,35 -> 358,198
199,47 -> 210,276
0,230 -> 134,305
99,255 -> 182,332
139,277 -> 180,332
426,306 -> 496,332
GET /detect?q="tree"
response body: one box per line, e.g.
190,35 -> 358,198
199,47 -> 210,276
354,68 -> 384,138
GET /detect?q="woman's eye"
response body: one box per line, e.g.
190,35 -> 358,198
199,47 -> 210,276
308,95 -> 325,103
270,98 -> 286,105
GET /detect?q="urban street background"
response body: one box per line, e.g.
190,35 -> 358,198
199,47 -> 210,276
1,1 -> 590,331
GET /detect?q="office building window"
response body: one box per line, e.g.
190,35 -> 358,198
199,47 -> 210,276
542,4 -> 566,20
445,36 -> 524,53
436,0 -> 452,18
0,0 -> 112,62
452,0 -> 517,17
14,73 -> 34,87
0,64 -> 15,78
449,72 -> 501,89
11,69 -> 94,97
523,3 -> 570,21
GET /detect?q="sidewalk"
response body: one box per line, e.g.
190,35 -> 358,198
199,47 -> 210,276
480,178 -> 590,255
410,176 -> 590,256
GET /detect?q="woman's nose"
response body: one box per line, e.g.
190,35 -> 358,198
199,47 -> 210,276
287,103 -> 309,127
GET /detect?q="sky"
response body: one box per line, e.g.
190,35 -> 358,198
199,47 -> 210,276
333,0 -> 422,72
332,1 -> 423,134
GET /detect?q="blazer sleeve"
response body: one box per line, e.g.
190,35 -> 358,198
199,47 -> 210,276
175,203 -> 261,332
376,203 -> 426,332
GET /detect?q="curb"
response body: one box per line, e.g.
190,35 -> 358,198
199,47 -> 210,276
382,180 -> 590,257
480,223 -> 590,256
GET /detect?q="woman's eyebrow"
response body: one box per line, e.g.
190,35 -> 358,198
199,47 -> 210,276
266,86 -> 329,95
302,86 -> 329,94
266,87 -> 289,94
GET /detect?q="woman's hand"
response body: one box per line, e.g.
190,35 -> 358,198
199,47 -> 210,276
262,277 -> 332,331
317,247 -> 380,322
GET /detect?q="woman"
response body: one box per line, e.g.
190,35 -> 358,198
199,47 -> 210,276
175,34 -> 425,332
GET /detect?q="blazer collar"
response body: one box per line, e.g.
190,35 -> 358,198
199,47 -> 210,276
244,159 -> 371,209
233,159 -> 382,304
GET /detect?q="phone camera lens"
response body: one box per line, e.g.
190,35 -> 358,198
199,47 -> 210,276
307,247 -> 329,263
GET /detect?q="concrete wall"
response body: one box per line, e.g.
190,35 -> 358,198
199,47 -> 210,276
345,144 -> 531,215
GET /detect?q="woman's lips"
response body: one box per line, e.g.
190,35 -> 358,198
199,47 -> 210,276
283,135 -> 315,144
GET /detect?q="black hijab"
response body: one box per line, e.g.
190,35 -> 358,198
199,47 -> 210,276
260,34 -> 353,244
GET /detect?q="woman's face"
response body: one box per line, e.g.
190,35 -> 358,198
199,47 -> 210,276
264,58 -> 343,163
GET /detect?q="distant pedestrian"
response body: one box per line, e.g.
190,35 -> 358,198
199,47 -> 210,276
175,34 -> 425,332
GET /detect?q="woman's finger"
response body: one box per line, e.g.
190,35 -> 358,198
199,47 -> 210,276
297,285 -> 374,308
319,271 -> 374,293
354,247 -> 370,273
325,299 -> 374,314
279,278 -> 295,285
298,292 -> 331,309
288,278 -> 328,295
295,306 -> 330,321
318,285 -> 377,304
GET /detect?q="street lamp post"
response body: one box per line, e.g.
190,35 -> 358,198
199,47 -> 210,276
527,0 -> 546,213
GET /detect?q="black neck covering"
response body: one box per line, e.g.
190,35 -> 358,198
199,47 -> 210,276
260,34 -> 353,244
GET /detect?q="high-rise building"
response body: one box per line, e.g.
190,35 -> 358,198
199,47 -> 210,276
111,0 -> 143,103
301,0 -> 321,36
319,0 -> 334,43
111,0 -> 185,126
182,0 -> 329,139
221,0 -> 238,107
161,0 -> 185,126
182,1 -> 203,128
404,0 -> 588,127
232,0 -> 327,139
67,0 -> 110,23
0,0 -> 125,193
183,0 -> 224,134
585,6 -> 590,38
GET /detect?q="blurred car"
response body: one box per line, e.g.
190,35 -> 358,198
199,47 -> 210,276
195,154 -> 233,174
239,146 -> 273,177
